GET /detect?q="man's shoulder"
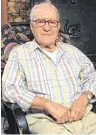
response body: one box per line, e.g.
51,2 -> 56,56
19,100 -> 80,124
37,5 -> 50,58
11,40 -> 35,53
58,41 -> 79,53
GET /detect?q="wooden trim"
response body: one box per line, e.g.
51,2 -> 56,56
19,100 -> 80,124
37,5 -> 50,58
1,0 -> 8,26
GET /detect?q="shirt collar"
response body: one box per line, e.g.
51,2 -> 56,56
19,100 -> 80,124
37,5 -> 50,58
29,39 -> 67,53
32,39 -> 41,51
28,39 -> 41,53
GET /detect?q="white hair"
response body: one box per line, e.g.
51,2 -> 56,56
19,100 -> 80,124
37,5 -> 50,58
30,0 -> 60,22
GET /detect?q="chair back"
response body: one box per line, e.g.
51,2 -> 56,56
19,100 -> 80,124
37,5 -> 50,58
1,22 -> 34,76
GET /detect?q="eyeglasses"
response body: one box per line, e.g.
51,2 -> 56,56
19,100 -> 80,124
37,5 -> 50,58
32,19 -> 59,27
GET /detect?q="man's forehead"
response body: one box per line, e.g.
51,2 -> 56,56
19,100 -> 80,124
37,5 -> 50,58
35,12 -> 57,19
33,6 -> 58,20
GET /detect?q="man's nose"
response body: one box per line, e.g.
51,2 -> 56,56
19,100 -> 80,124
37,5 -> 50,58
43,22 -> 51,31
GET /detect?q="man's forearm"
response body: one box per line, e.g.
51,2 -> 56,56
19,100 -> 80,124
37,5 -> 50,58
31,96 -> 50,109
32,91 -> 94,109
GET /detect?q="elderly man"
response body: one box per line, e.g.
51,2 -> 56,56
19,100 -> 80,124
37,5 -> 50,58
2,1 -> 96,134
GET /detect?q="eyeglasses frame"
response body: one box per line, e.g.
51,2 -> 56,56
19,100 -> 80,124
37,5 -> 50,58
32,19 -> 59,27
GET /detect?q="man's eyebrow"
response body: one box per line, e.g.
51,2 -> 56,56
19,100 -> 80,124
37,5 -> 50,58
34,18 -> 58,21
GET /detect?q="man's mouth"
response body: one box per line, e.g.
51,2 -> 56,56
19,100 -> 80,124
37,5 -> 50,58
42,34 -> 52,35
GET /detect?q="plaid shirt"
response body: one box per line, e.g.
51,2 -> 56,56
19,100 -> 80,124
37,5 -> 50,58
2,40 -> 96,111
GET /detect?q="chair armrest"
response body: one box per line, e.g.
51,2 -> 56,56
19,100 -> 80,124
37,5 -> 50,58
2,101 -> 30,134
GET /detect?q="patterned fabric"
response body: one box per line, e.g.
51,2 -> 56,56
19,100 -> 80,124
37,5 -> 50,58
2,40 -> 96,111
1,22 -> 34,76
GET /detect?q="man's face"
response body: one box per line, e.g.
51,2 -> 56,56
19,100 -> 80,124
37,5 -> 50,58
30,4 -> 60,47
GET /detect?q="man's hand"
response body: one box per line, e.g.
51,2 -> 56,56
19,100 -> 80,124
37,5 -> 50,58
45,101 -> 70,124
32,96 -> 70,124
69,94 -> 89,122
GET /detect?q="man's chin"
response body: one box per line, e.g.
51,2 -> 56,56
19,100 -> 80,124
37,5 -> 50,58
41,42 -> 55,47
41,40 -> 55,45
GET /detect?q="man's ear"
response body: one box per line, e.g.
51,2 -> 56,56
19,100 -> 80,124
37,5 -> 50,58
58,23 -> 61,31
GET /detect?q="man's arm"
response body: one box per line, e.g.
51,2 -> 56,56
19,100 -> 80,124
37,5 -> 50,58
69,47 -> 96,122
69,91 -> 93,122
2,48 -> 36,111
